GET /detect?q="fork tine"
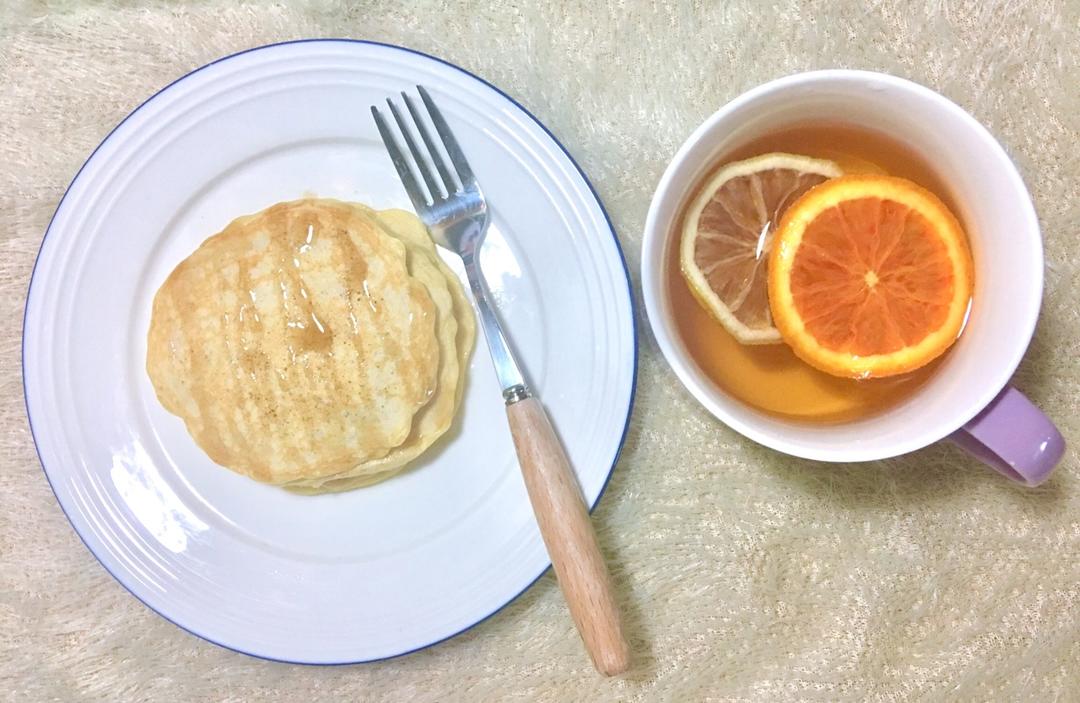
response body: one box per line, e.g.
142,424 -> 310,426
372,105 -> 430,210
403,91 -> 457,194
417,85 -> 476,188
387,98 -> 444,202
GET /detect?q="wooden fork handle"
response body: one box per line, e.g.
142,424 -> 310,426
505,396 -> 630,676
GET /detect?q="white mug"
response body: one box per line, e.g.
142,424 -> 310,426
641,70 -> 1064,485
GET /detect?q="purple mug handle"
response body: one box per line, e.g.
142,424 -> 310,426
950,386 -> 1065,486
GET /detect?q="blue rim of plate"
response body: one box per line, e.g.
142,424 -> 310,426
21,38 -> 638,665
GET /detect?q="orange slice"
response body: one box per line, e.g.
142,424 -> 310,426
680,153 -> 842,344
768,175 -> 973,378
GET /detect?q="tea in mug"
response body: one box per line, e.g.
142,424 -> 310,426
669,123 -> 973,423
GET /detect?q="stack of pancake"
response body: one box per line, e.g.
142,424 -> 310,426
147,198 -> 475,493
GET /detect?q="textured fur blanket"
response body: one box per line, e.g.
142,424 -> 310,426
2,1 -> 1078,700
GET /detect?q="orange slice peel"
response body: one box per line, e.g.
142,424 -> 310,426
768,175 -> 973,378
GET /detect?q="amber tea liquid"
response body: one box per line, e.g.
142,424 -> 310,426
667,123 -> 962,423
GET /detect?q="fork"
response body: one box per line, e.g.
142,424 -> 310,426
372,86 -> 630,676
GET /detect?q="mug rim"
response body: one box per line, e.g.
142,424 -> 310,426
641,69 -> 1044,462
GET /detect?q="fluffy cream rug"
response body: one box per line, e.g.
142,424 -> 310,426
2,1 -> 1078,701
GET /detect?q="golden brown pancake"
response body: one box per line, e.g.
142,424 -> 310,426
147,199 -> 443,484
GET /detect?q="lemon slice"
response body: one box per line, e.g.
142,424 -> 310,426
680,152 -> 842,344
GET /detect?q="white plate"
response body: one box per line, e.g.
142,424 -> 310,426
23,40 -> 635,664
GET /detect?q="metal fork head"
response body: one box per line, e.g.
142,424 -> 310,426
372,86 -> 489,259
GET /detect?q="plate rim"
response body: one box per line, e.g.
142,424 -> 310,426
21,37 -> 638,665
